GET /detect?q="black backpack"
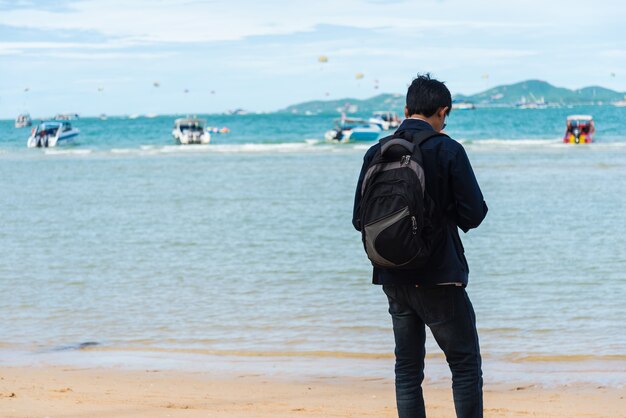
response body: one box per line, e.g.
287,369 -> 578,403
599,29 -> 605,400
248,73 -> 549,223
357,130 -> 444,269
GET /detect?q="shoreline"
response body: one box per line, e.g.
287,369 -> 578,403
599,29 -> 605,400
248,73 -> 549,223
1,346 -> 625,388
1,363 -> 624,417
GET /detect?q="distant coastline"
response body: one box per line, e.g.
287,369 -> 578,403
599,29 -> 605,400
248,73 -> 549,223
281,79 -> 626,115
3,79 -> 625,120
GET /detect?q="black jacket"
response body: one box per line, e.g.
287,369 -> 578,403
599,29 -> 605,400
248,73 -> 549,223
352,119 -> 488,286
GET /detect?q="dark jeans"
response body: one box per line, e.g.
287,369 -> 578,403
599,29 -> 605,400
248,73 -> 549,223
383,285 -> 483,418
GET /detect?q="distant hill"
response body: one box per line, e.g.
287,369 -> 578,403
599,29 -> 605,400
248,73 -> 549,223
454,80 -> 625,106
281,93 -> 405,115
280,80 -> 626,114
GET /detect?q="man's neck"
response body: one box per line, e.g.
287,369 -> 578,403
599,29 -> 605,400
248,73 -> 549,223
408,116 -> 434,128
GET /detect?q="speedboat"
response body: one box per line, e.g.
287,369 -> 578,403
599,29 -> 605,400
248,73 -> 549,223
613,96 -> 626,107
15,113 -> 32,128
172,118 -> 211,145
325,116 -> 382,143
54,113 -> 79,120
564,115 -> 594,144
516,95 -> 548,109
451,100 -> 476,110
369,111 -> 402,130
27,121 -> 79,148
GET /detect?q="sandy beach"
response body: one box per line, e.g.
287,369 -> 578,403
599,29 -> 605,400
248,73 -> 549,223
1,364 -> 624,417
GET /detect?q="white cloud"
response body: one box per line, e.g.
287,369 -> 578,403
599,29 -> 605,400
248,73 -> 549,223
34,51 -> 177,60
1,0 -> 624,117
330,46 -> 537,60
598,49 -> 626,58
0,0 -> 554,45
0,47 -> 23,55
0,40 -> 138,53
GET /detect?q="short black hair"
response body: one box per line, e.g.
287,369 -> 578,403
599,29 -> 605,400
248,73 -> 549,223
406,73 -> 452,117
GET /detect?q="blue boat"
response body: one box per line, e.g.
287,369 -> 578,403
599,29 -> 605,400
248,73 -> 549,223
325,116 -> 383,143
27,121 -> 79,148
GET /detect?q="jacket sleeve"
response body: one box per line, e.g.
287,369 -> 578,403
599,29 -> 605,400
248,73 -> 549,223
449,145 -> 488,232
352,151 -> 373,231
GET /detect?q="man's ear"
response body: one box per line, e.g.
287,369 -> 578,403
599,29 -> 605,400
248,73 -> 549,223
404,106 -> 410,118
439,106 -> 449,119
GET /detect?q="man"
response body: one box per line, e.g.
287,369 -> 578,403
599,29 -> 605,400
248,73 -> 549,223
352,74 -> 488,418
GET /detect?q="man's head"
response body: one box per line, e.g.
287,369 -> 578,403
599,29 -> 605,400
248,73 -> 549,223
405,74 -> 451,132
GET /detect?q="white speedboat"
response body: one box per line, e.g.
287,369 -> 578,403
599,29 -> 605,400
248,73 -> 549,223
325,116 -> 382,143
172,118 -> 211,145
27,121 -> 79,148
451,101 -> 476,110
516,95 -> 548,109
613,99 -> 626,107
54,113 -> 79,120
15,113 -> 32,128
368,111 -> 401,130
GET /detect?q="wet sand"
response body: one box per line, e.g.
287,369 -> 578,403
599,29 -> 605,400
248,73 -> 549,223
1,365 -> 624,417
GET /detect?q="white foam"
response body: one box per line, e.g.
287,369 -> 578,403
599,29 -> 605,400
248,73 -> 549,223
44,148 -> 93,156
459,138 -> 560,146
159,144 -> 213,154
26,139 -> 626,159
110,148 -> 140,155
26,142 -> 357,158
150,142 -> 337,155
589,141 -> 626,148
62,142 -> 332,157
460,138 -> 626,149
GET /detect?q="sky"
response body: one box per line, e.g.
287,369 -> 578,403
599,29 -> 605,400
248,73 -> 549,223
0,0 -> 625,117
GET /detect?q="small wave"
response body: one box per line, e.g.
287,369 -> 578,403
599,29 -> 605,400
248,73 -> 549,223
216,143 -> 317,153
148,142 -> 338,155
44,148 -> 93,156
460,138 -> 626,148
159,144 -> 213,154
86,345 -> 395,360
459,138 -> 561,146
110,148 -> 142,155
15,138 -> 626,158
508,354 -> 626,363
26,142 -> 359,158
479,327 -> 522,334
588,141 -> 626,148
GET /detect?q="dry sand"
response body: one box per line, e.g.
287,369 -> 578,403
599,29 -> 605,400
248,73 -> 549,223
1,365 -> 624,417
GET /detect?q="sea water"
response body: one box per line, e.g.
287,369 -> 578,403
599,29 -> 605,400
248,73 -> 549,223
1,107 -> 625,385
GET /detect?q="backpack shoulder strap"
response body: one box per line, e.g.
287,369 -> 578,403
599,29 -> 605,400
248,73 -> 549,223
396,129 -> 448,145
379,135 -> 415,157
395,130 -> 449,164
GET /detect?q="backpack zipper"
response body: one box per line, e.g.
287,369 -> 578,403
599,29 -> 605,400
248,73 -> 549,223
401,155 -> 411,166
411,216 -> 418,234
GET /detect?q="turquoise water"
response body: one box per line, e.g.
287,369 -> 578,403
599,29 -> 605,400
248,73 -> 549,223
1,107 -> 625,383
